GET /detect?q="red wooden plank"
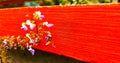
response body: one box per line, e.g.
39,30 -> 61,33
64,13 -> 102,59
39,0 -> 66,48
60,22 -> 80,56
0,4 -> 120,63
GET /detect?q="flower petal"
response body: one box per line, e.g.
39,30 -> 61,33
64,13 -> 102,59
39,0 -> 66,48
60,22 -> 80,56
30,39 -> 35,43
3,39 -> 7,46
30,24 -> 36,30
40,15 -> 44,19
26,20 -> 31,25
21,26 -> 28,31
46,24 -> 54,28
29,48 -> 35,55
45,36 -> 49,42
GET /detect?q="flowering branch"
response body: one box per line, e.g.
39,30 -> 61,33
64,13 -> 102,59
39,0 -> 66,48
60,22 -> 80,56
0,11 -> 54,63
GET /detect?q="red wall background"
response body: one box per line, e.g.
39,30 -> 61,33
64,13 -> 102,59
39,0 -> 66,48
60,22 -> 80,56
0,4 -> 120,63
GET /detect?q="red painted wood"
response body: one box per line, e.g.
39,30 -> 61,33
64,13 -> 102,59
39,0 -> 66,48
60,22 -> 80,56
0,4 -> 120,63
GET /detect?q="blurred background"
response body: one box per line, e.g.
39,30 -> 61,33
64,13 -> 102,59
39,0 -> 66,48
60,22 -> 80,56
0,0 -> 120,8
7,48 -> 88,63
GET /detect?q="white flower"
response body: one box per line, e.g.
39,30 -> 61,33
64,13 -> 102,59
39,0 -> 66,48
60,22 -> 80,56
30,24 -> 36,30
43,21 -> 48,25
26,33 -> 31,39
34,11 -> 41,17
43,21 -> 54,28
21,22 -> 28,30
26,20 -> 31,25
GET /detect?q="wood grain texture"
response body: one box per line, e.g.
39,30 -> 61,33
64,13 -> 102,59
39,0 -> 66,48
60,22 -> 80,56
0,4 -> 120,63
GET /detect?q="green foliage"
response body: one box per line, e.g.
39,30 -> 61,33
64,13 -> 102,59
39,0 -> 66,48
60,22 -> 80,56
0,0 -> 116,8
99,0 -> 111,3
0,3 -> 24,8
80,0 -> 93,4
43,0 -> 54,5
59,0 -> 67,5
